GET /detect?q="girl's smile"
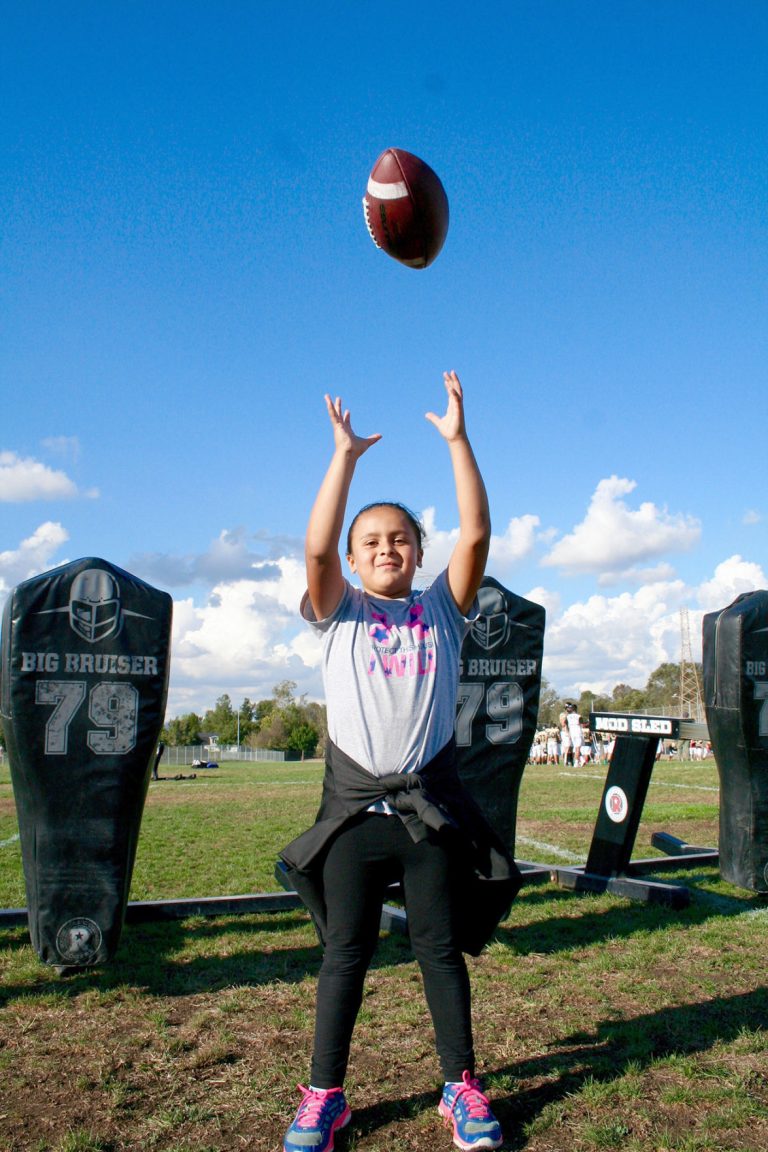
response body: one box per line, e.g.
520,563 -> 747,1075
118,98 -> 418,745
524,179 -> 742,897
347,506 -> 423,599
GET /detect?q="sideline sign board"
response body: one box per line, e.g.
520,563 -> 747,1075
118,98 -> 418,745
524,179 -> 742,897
590,711 -> 709,743
589,712 -> 682,738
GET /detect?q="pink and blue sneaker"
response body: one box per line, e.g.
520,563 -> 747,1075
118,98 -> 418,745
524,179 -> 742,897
284,1084 -> 351,1152
438,1071 -> 503,1150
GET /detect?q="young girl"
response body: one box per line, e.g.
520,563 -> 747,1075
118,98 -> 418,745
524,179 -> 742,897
281,371 -> 517,1152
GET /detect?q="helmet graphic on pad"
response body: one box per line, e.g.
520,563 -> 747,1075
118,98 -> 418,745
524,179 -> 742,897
69,568 -> 121,643
470,585 -> 510,651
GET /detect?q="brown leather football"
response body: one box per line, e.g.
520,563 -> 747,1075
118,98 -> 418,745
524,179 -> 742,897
362,147 -> 449,269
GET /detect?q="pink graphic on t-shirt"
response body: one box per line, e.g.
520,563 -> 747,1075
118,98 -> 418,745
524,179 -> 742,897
367,603 -> 434,677
406,602 -> 430,642
369,609 -> 393,645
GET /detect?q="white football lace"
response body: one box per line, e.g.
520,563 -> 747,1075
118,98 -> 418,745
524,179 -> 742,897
362,197 -> 381,248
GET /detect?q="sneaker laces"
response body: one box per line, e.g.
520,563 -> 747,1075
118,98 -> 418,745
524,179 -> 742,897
294,1085 -> 340,1127
450,1071 -> 492,1119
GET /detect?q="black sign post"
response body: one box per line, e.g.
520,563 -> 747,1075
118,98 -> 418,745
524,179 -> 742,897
584,734 -> 659,876
548,712 -> 717,907
1,558 -> 172,967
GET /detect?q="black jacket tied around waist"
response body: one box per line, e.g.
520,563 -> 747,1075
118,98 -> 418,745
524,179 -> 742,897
279,739 -> 521,955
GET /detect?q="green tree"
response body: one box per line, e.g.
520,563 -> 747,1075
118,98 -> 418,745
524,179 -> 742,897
535,677 -> 561,726
253,708 -> 288,751
162,712 -> 203,746
286,720 -> 320,759
272,680 -> 297,706
304,700 -> 328,756
644,662 -> 680,713
203,694 -> 238,745
250,682 -> 323,757
246,698 -> 276,740
577,689 -> 599,717
229,698 -> 259,744
611,684 -> 647,712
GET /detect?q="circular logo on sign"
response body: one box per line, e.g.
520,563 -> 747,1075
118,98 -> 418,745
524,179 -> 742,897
605,786 -> 629,824
56,918 -> 102,965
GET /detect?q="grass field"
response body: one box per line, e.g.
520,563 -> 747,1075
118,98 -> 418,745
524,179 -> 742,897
1,755 -> 767,1152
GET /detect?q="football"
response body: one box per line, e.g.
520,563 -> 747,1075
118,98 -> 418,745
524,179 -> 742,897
362,147 -> 449,269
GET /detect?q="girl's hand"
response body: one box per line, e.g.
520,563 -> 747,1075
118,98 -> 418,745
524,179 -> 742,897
324,394 -> 382,457
425,370 -> 467,442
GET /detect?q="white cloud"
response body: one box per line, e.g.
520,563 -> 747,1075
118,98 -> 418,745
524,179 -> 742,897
597,562 -> 677,588
165,555 -> 320,715
0,451 -> 81,502
417,507 -> 542,584
0,524 -> 312,718
542,579 -> 689,696
164,510 -> 549,715
489,513 -> 543,569
139,539 -> 768,714
524,585 -> 561,620
743,509 -> 761,525
542,475 -> 700,576
539,555 -> 767,698
696,555 -> 767,613
0,522 -> 69,595
417,506 -> 458,580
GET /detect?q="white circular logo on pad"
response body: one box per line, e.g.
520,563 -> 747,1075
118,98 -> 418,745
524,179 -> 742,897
56,918 -> 102,965
605,786 -> 629,824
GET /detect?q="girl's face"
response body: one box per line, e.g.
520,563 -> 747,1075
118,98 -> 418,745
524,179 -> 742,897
347,506 -> 423,599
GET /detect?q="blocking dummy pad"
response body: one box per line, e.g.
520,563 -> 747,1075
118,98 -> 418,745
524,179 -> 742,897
456,576 -> 545,855
703,589 -> 768,891
1,558 -> 172,965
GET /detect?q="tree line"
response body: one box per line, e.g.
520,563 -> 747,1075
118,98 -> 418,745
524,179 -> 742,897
161,679 -> 326,759
535,661 -> 703,728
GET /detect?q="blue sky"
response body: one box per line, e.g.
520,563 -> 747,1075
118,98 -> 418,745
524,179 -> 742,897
2,0 -> 766,718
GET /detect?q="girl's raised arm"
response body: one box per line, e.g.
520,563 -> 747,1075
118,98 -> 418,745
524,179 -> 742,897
304,395 -> 381,621
425,371 -> 491,615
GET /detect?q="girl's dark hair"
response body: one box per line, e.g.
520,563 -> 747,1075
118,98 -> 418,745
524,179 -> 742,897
346,502 -> 426,555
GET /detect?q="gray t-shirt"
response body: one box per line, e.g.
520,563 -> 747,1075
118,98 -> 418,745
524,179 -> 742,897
301,570 -> 471,777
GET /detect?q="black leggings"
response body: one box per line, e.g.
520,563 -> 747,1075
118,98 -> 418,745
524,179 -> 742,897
310,812 -> 474,1088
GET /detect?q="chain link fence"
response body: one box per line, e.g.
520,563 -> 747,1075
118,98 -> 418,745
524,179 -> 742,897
159,745 -> 298,767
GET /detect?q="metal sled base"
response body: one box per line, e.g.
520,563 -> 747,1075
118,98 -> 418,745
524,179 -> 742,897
545,834 -> 719,910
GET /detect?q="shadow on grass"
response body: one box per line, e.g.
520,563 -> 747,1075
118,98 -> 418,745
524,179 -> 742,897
345,986 -> 768,1148
0,872 -> 762,1008
0,908 -> 416,1005
494,874 -> 761,956
491,984 -> 768,1149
